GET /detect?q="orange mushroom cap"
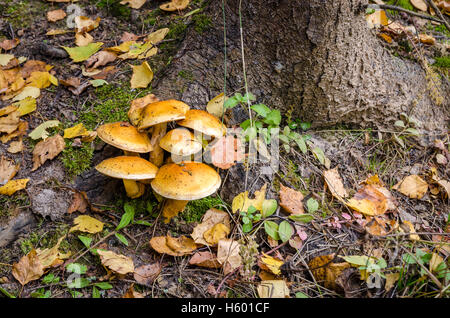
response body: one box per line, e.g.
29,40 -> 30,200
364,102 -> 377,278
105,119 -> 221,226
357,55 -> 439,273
137,99 -> 189,130
177,109 -> 226,138
95,156 -> 159,180
97,122 -> 152,153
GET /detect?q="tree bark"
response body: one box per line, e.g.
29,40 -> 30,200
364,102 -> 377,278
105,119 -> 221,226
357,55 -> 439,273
153,0 -> 449,131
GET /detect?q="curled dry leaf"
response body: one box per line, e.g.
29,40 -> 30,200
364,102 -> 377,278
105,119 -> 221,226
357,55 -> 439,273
257,280 -> 290,298
128,94 -> 159,126
47,9 -> 67,22
191,208 -> 231,245
0,178 -> 29,196
364,175 -> 397,211
260,254 -> 284,276
69,215 -> 104,234
85,51 -> 117,69
160,0 -> 190,11
398,220 -> 420,241
75,32 -> 94,47
97,250 -> 134,275
8,139 -> 24,153
279,183 -> 304,215
210,135 -> 245,169
323,168 -> 348,200
364,216 -> 397,236
0,156 -> 19,185
150,235 -> 198,256
410,0 -> 428,11
133,263 -> 162,286
68,191 -> 89,214
308,254 -> 351,291
31,134 -> 65,171
0,110 -> 20,134
346,184 -> 387,216
203,223 -> 230,245
393,175 -> 428,199
216,239 -> 242,275
189,251 -> 221,269
74,16 -> 101,34
0,39 -> 20,51
120,0 -> 147,9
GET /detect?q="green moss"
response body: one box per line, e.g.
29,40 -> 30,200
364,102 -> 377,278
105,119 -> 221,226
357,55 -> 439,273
167,21 -> 188,39
61,141 -> 94,178
192,14 -> 211,34
144,8 -> 161,26
2,1 -> 48,29
180,196 -> 224,223
386,0 -> 414,12
433,56 -> 450,69
78,83 -> 149,129
0,194 -> 29,218
19,232 -> 40,254
96,0 -> 131,19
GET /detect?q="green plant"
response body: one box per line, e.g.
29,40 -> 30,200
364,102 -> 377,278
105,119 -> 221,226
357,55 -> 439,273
240,205 -> 261,233
392,113 -> 421,147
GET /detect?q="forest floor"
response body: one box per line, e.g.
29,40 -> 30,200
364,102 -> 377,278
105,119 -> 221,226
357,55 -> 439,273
0,0 -> 449,299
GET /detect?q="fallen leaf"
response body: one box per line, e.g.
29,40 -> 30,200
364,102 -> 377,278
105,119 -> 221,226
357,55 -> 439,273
346,185 -> 388,216
26,71 -> 58,89
75,32 -> 94,47
260,254 -> 284,275
232,183 -> 267,213
31,134 -> 65,171
120,0 -> 147,9
0,178 -> 29,195
308,254 -> 351,290
323,168 -> 348,200
7,139 -> 23,153
0,54 -> 15,67
210,135 -> 245,169
69,215 -> 104,234
257,280 -> 289,298
189,252 -> 221,269
364,216 -> 397,236
14,97 -> 37,116
97,250 -> 134,275
217,239 -> 242,274
366,10 -> 388,28
63,123 -> 89,139
411,0 -> 428,11
429,253 -> 444,273
398,220 -> 420,241
12,86 -> 40,102
47,9 -> 67,22
146,28 -> 170,45
120,32 -> 139,42
68,191 -> 89,214
364,175 -> 397,211
36,236 -> 68,268
1,120 -> 28,143
133,263 -> 162,286
28,120 -> 61,140
206,93 -> 226,118
191,208 -> 231,245
0,156 -> 19,185
46,29 -> 71,36
203,223 -> 230,245
0,39 -> 20,51
150,235 -> 198,256
162,199 -> 188,223
393,175 -> 428,199
130,61 -> 153,89
418,34 -> 436,45
279,184 -> 304,215
12,250 -> 44,286
74,16 -> 101,34
62,42 -> 103,63
160,0 -> 190,11
85,51 -> 117,69
0,110 -> 20,134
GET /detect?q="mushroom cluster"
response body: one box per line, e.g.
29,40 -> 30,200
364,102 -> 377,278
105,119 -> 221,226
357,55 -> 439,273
94,98 -> 226,218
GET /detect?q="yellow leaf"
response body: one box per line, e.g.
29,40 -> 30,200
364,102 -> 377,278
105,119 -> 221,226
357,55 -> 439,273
232,183 -> 267,213
62,42 -> 103,63
14,97 -> 37,116
63,123 -> 89,139
150,235 -> 198,256
257,280 -> 290,298
160,0 -> 190,11
46,29 -> 71,36
385,273 -> 400,291
0,178 -> 29,196
393,175 -> 428,199
0,54 -> 15,67
26,72 -> 57,89
206,93 -> 226,118
97,249 -> 134,275
146,28 -> 170,45
323,168 -> 348,200
69,215 -> 104,234
130,61 -> 153,89
346,185 -> 387,216
120,0 -> 146,9
203,223 -> 230,245
261,253 -> 284,275
191,208 -> 231,245
12,86 -> 40,102
366,10 -> 388,28
429,253 -> 444,273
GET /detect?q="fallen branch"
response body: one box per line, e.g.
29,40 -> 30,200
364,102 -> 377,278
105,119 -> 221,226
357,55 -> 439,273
426,0 -> 450,32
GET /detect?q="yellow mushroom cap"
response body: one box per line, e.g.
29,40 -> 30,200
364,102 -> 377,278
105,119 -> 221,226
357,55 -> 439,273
97,122 -> 152,153
151,162 -> 221,200
95,156 -> 159,180
177,109 -> 226,138
138,100 -> 190,130
159,128 -> 202,156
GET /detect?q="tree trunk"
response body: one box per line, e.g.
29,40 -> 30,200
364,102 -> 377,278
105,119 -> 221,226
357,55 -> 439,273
153,0 -> 448,131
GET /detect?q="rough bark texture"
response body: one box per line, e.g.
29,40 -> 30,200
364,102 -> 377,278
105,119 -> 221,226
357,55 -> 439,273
153,0 -> 448,131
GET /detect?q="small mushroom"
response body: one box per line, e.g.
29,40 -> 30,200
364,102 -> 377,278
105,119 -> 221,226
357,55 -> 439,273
159,128 -> 202,162
137,100 -> 190,167
177,109 -> 226,139
95,156 -> 158,199
97,122 -> 153,198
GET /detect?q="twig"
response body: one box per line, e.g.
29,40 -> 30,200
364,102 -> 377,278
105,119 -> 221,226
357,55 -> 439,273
367,4 -> 445,24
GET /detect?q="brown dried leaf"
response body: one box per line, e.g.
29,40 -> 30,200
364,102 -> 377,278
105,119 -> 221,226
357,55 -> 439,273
120,0 -> 146,9
31,134 -> 65,171
191,208 -> 231,245
160,0 -> 190,11
97,250 -> 134,275
68,191 -> 89,214
346,184 -> 388,216
217,239 -> 242,275
7,138 -> 24,153
189,252 -> 221,269
133,263 -> 162,286
393,175 -> 428,199
257,280 -> 290,298
75,32 -> 93,47
323,168 -> 348,200
120,32 -> 139,42
85,51 -> 117,69
0,156 -> 19,185
74,16 -> 100,34
279,183 -> 304,215
0,110 -> 20,134
12,250 -> 44,286
308,254 -> 351,290
0,120 -> 28,144
47,9 -> 67,22
150,235 -> 198,256
203,223 -> 230,245
0,39 -> 20,51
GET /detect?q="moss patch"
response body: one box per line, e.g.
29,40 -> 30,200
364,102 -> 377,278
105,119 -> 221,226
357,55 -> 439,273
192,14 -> 211,34
96,0 -> 131,19
179,196 -> 224,223
433,56 -> 450,69
1,0 -> 48,29
61,141 -> 94,179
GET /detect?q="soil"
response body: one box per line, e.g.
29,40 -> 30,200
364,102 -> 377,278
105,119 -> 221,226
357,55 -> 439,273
0,0 -> 449,299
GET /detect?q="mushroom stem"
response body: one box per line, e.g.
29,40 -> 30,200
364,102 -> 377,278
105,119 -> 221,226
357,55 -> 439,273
149,122 -> 167,167
123,150 -> 140,157
123,179 -> 145,199
162,199 -> 188,223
